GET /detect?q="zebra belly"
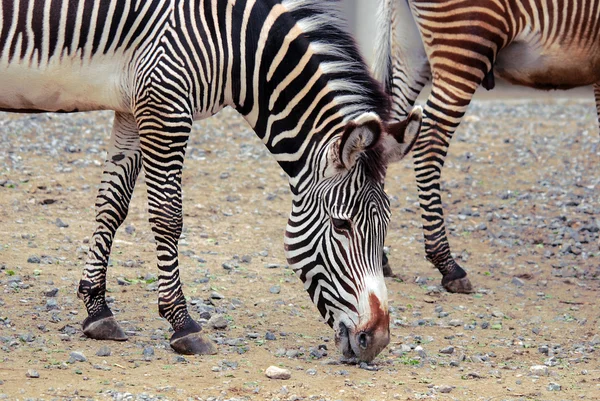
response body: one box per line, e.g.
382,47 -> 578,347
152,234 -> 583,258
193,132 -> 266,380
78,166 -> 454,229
496,40 -> 600,90
0,58 -> 128,113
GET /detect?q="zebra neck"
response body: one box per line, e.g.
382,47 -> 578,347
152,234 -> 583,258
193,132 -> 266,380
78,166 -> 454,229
230,0 -> 389,179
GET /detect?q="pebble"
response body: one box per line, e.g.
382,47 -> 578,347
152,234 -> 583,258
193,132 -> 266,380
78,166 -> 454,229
68,351 -> 87,363
438,385 -> 453,394
46,299 -> 58,311
269,285 -> 281,294
96,346 -> 111,357
210,291 -> 224,300
44,287 -> 59,297
143,346 -> 154,359
208,314 -> 229,330
26,369 -> 39,378
265,331 -> 276,341
415,345 -> 427,358
547,382 -> 561,391
511,277 -> 525,287
27,255 -> 41,264
439,346 -> 454,354
55,218 -> 69,228
265,365 -> 291,380
530,365 -> 549,376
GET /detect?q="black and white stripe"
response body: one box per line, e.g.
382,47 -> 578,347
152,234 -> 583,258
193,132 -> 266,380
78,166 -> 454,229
0,0 -> 422,361
374,0 -> 600,293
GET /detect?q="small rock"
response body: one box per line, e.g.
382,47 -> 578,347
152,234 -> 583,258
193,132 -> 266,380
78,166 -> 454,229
27,255 -> 41,264
116,277 -> 131,286
208,314 -> 229,330
68,351 -> 87,363
55,218 -> 69,228
96,346 -> 111,357
46,299 -> 58,311
530,365 -> 549,376
439,346 -> 454,355
44,288 -> 59,297
306,368 -> 317,376
143,346 -> 155,359
26,369 -> 39,378
512,277 -> 525,287
448,319 -> 464,327
265,365 -> 291,380
547,382 -> 561,391
269,285 -> 281,294
210,291 -> 224,300
265,332 -> 276,341
285,349 -> 299,358
399,344 -> 411,352
438,385 -> 453,394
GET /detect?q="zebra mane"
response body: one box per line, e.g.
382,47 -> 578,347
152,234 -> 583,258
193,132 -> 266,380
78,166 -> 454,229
283,0 -> 391,123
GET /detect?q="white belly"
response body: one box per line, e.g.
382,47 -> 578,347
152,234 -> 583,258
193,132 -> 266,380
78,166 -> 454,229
0,54 -> 128,112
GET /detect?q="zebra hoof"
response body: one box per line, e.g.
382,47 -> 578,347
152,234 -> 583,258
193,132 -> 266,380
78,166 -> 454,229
170,331 -> 217,355
82,315 -> 128,341
443,277 -> 473,294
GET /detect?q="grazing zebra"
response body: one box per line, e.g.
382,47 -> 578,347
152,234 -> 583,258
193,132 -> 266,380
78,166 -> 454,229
0,0 -> 423,361
374,0 -> 600,293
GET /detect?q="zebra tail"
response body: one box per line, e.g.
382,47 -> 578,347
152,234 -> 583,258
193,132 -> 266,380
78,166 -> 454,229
373,0 -> 394,95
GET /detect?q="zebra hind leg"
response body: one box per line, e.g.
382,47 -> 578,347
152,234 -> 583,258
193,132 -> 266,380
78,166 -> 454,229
78,113 -> 142,341
413,71 -> 490,294
137,111 -> 216,355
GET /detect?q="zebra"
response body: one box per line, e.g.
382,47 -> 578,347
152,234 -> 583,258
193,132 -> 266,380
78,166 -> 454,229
0,0 -> 423,362
374,0 -> 600,293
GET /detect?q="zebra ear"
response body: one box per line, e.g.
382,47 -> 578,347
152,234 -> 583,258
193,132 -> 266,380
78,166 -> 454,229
337,113 -> 383,169
381,106 -> 422,163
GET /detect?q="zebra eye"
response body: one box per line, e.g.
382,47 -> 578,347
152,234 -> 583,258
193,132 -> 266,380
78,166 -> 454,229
331,218 -> 352,232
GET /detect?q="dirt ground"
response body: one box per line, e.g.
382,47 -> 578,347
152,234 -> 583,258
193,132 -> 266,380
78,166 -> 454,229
0,89 -> 599,400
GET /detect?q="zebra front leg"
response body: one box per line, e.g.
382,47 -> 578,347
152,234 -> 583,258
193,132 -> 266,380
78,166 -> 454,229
594,83 -> 600,131
382,66 -> 430,278
137,113 -> 216,355
78,113 -> 142,341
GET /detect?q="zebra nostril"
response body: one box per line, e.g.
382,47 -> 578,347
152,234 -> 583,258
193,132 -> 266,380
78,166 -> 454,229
339,321 -> 349,338
358,332 -> 368,350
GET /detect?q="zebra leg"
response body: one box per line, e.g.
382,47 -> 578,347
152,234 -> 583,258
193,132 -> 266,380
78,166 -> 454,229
78,113 -> 142,341
413,70 -> 488,293
594,83 -> 600,130
136,113 -> 216,355
383,67 -> 431,278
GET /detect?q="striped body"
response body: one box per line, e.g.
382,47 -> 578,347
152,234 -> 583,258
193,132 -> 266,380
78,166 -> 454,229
374,0 -> 600,292
0,0 -> 423,360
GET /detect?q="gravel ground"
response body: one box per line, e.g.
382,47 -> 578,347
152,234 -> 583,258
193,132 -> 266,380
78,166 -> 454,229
0,97 -> 599,401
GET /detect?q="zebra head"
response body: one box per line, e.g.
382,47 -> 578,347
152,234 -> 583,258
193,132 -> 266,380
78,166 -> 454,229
284,107 -> 422,362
